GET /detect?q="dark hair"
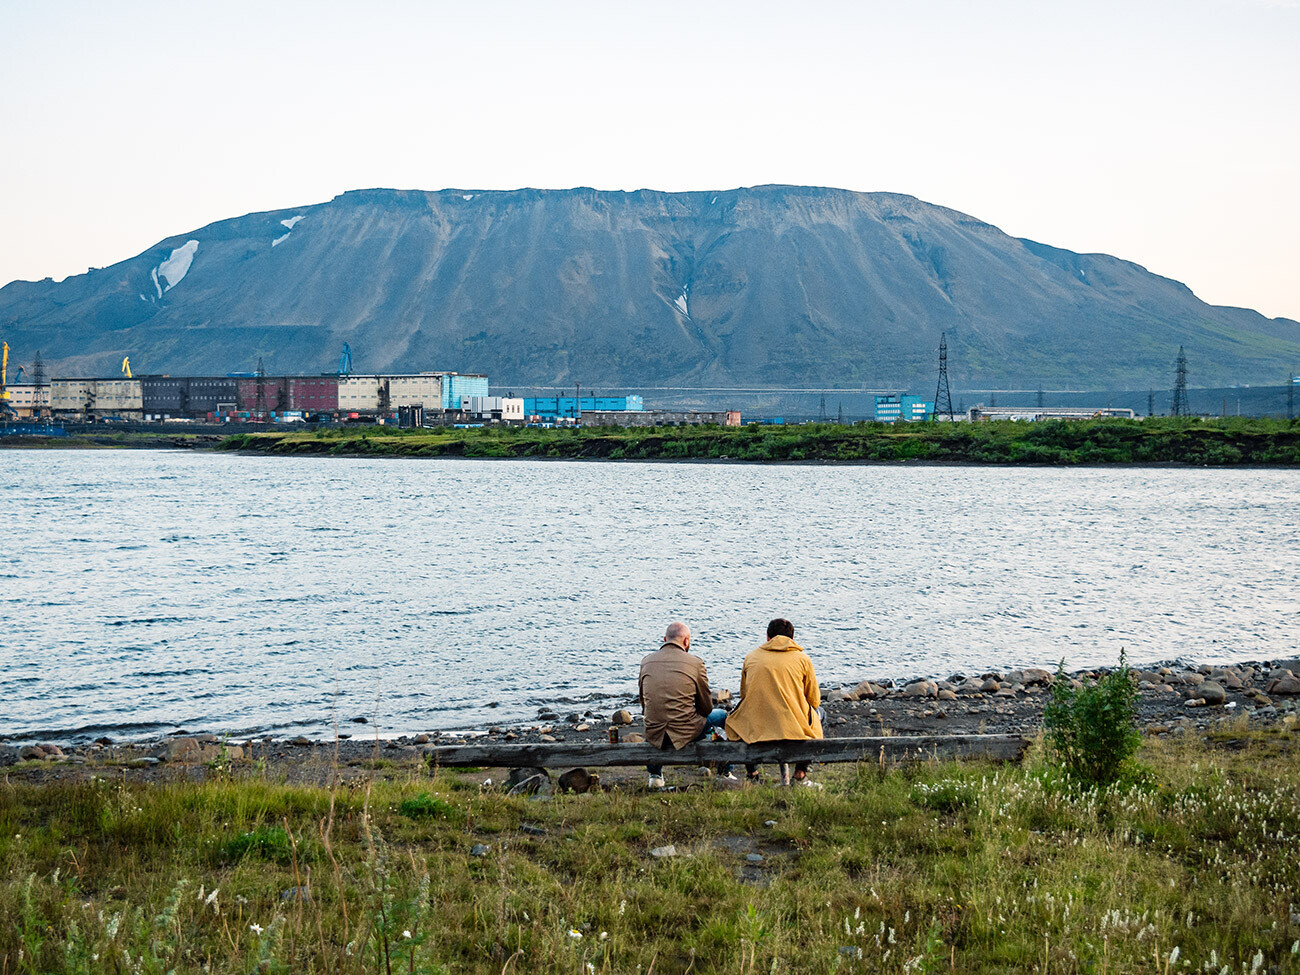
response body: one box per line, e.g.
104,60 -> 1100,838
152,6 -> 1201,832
766,618 -> 795,640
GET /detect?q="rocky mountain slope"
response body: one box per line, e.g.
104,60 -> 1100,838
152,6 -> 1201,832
2,185 -> 1296,389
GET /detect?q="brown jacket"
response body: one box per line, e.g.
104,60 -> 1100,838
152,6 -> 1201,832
638,640 -> 714,749
725,636 -> 823,743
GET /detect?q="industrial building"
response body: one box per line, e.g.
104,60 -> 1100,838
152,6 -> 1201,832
461,396 -> 524,421
874,395 -> 934,422
967,405 -> 1137,422
524,395 -> 643,422
582,409 -> 742,427
4,384 -> 50,417
50,378 -> 144,417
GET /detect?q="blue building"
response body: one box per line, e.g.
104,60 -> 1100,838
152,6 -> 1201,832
442,374 -> 489,409
874,395 -> 934,422
523,395 -> 644,420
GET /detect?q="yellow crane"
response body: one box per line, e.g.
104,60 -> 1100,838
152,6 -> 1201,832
121,356 -> 132,379
0,341 -> 13,416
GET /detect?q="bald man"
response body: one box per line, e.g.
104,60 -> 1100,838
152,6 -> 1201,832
637,621 -> 732,788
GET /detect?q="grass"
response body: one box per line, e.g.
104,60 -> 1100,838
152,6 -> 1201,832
213,416 -> 1300,466
2,730 -> 1298,973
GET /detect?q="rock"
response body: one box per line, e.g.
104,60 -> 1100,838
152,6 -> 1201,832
852,681 -> 886,700
537,710 -> 559,722
94,736 -> 114,746
414,734 -> 430,744
127,757 -> 161,767
650,845 -> 677,858
520,823 -> 547,836
575,724 -> 591,732
612,710 -> 633,725
904,680 -> 936,698
764,820 -> 778,827
539,735 -> 558,743
745,853 -> 764,863
1282,715 -> 1298,732
712,688 -> 732,705
0,745 -> 19,766
349,716 -> 367,724
1252,695 -> 1273,706
280,886 -> 311,902
507,775 -> 550,797
1185,699 -> 1206,708
504,732 -> 517,740
470,844 -> 491,857
825,688 -> 849,703
18,745 -> 44,761
290,736 -> 311,746
506,767 -> 549,787
622,733 -> 646,743
980,678 -> 1001,693
1198,682 -> 1227,706
557,768 -> 598,793
1267,677 -> 1300,696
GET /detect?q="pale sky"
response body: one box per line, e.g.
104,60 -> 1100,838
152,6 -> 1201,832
1,0 -> 1297,320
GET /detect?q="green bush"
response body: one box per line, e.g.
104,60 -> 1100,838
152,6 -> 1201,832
1043,650 -> 1142,788
398,793 -> 455,819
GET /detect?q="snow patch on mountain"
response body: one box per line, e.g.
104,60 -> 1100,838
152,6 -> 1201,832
673,287 -> 690,318
462,194 -> 474,201
272,233 -> 292,247
155,240 -> 199,293
280,215 -> 304,230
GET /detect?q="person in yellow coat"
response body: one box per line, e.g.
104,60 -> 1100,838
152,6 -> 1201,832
725,618 -> 824,786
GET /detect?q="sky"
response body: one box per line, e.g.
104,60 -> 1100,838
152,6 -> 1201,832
1,0 -> 1297,320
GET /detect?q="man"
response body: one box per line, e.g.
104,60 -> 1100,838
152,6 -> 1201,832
638,621 -> 732,788
725,618 -> 823,787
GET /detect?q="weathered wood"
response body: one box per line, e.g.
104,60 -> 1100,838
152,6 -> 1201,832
423,735 -> 1029,769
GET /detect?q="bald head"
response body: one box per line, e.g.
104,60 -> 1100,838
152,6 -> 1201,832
663,621 -> 691,650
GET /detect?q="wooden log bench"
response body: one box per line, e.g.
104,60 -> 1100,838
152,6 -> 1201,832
423,734 -> 1030,772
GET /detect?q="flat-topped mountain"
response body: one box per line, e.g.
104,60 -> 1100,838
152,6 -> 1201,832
2,185 -> 1296,389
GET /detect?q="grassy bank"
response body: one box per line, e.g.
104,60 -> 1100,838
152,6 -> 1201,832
3,730 -> 1298,973
216,417 -> 1300,465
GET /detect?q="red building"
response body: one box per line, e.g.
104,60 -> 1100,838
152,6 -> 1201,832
236,377 -> 290,413
289,376 -> 339,412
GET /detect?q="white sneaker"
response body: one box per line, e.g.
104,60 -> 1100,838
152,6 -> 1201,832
793,777 -> 823,790
719,771 -> 739,781
647,774 -> 666,789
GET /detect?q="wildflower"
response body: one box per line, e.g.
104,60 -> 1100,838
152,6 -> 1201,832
402,930 -> 412,940
569,929 -> 583,940
250,923 -> 264,935
1167,947 -> 1179,966
204,888 -> 219,908
1250,950 -> 1263,973
599,932 -> 608,941
1291,941 -> 1298,955
619,900 -> 626,916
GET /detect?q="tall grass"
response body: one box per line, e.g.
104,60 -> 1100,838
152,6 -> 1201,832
2,729 -> 1298,973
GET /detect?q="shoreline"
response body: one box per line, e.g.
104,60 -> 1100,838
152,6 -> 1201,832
5,657 -> 1296,783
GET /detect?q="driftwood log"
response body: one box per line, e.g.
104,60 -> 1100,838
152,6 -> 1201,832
424,734 -> 1029,770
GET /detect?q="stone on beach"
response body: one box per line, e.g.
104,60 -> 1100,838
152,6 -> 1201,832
1196,682 -> 1227,706
612,709 -> 633,725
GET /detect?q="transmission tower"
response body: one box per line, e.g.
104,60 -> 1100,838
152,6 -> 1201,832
1171,346 -> 1189,417
932,332 -> 955,419
837,401 -> 844,424
255,357 -> 267,417
1148,389 -> 1155,417
33,351 -> 46,418
818,394 -> 827,422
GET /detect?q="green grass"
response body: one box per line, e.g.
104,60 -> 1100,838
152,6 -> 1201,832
2,731 -> 1298,973
213,416 -> 1300,465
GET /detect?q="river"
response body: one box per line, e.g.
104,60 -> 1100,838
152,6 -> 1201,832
2,450 -> 1297,740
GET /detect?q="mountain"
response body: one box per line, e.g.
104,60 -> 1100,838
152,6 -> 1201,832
1,185 -> 1296,390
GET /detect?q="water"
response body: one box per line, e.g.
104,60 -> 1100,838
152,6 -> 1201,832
2,450 -> 1297,741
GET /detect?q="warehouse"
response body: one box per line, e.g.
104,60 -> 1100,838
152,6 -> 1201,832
50,378 -> 143,418
142,376 -> 240,416
581,409 -> 741,427
524,395 -> 643,421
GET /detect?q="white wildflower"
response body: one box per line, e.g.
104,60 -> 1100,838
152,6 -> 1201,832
1250,950 -> 1263,973
250,923 -> 264,935
619,900 -> 626,916
599,932 -> 608,941
402,930 -> 412,939
568,929 -> 582,940
1167,946 -> 1179,966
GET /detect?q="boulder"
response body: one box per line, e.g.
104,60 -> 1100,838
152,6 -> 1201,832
507,774 -> 550,797
1267,677 -> 1300,696
18,745 -> 45,761
980,678 -> 1001,693
937,689 -> 958,702
557,768 -> 599,793
903,680 -> 936,698
506,767 -> 550,788
622,733 -> 646,743
851,680 -> 884,700
0,745 -> 19,766
1197,682 -> 1227,706
612,710 -> 634,725
154,738 -> 244,763
650,845 -> 677,858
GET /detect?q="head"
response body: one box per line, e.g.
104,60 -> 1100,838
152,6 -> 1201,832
663,621 -> 692,650
766,618 -> 795,640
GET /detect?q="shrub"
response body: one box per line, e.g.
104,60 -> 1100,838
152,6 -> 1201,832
1043,650 -> 1142,788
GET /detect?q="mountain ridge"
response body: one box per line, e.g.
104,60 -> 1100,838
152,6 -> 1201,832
2,184 -> 1296,389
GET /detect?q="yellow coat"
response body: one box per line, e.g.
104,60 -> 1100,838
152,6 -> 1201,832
725,636 -> 823,743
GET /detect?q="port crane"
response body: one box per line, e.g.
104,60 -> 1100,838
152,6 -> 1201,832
121,356 -> 132,379
337,343 -> 353,376
0,342 -> 13,416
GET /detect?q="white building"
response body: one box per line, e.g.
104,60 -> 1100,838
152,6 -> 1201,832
5,384 -> 50,417
50,378 -> 143,415
461,396 -> 524,421
338,374 -> 445,412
